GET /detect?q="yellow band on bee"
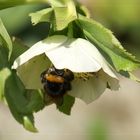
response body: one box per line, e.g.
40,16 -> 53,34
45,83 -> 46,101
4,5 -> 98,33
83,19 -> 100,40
46,74 -> 65,83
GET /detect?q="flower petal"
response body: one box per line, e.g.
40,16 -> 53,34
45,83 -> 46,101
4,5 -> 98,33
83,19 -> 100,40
17,54 -> 51,89
68,73 -> 106,103
45,37 -> 102,72
99,69 -> 120,90
68,69 -> 119,104
12,35 -> 68,69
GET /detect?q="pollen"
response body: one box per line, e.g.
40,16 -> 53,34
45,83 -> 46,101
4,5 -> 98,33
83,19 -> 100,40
74,72 -> 96,81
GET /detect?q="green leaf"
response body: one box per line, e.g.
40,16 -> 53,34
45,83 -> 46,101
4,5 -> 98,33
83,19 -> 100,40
3,70 -> 30,126
9,37 -> 28,65
0,18 -> 12,60
128,72 -> 140,83
5,102 -> 36,132
29,0 -> 77,30
0,68 -> 11,100
29,8 -> 53,25
0,5 -> 41,34
4,71 -> 41,132
119,70 -> 140,83
23,116 -> 38,132
8,106 -> 36,132
5,70 -> 45,113
26,90 -> 45,112
57,94 -> 75,115
76,2 -> 90,18
0,19 -> 12,100
77,15 -> 140,72
0,0 -> 48,10
49,0 -> 72,7
0,44 -> 9,69
53,0 -> 77,30
5,71 -> 30,114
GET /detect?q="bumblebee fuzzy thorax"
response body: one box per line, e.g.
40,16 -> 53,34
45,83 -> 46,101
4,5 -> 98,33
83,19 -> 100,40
41,66 -> 74,98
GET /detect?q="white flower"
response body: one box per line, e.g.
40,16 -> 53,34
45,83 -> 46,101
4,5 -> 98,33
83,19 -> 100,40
12,35 -> 119,103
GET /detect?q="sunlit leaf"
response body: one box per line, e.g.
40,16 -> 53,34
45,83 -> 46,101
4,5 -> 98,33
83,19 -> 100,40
0,19 -> 12,100
0,18 -> 12,59
48,0 -> 66,7
128,72 -> 140,83
29,8 -> 53,25
30,0 -> 77,30
53,0 -> 77,30
0,0 -> 47,10
23,116 -> 38,132
76,2 -> 90,18
119,70 -> 140,83
77,15 -> 140,72
0,68 -> 11,100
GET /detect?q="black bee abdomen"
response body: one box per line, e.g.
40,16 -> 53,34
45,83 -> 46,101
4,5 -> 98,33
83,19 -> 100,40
44,81 -> 65,97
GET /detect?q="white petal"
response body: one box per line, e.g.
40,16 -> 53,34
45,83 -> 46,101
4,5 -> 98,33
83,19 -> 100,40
68,74 -> 106,103
17,54 -> 51,89
45,37 -> 102,72
73,38 -> 118,79
68,69 -> 119,104
99,69 -> 120,90
12,35 -> 67,69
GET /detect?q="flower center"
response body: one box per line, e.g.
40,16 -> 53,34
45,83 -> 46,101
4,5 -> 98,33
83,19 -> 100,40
74,72 -> 96,81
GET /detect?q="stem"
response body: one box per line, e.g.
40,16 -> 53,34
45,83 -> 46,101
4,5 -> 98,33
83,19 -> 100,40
0,0 -> 48,10
67,23 -> 73,38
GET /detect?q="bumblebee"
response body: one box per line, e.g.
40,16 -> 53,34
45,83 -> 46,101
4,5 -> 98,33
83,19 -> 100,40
40,66 -> 74,99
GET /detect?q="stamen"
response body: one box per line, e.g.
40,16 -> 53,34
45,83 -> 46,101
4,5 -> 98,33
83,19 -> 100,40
74,72 -> 97,81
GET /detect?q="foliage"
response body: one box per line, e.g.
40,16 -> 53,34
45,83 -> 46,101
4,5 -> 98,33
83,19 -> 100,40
0,0 -> 140,132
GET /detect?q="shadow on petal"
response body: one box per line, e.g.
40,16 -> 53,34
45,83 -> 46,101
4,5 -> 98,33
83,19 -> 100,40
17,54 -> 51,89
68,74 -> 106,104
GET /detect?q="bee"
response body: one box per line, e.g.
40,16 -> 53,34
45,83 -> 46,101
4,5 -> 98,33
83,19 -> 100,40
40,66 -> 74,99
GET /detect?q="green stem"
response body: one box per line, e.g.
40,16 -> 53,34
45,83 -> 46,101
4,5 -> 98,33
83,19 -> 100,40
0,0 -> 48,10
67,23 -> 73,38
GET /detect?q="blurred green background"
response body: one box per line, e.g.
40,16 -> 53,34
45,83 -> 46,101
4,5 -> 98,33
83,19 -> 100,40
82,0 -> 140,59
0,0 -> 140,140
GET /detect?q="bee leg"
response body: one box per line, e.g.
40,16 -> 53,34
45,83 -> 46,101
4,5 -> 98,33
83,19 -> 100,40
64,82 -> 72,91
43,92 -> 54,106
54,97 -> 64,106
43,84 -> 64,105
40,70 -> 47,83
